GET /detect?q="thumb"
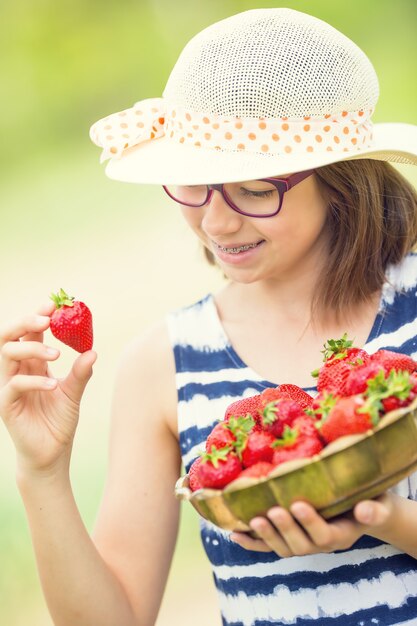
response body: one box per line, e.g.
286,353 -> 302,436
60,350 -> 97,404
353,495 -> 391,527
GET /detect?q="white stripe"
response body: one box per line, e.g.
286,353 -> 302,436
383,255 -> 417,305
218,570 -> 417,626
365,317 -> 417,354
167,297 -> 229,350
176,366 -> 264,387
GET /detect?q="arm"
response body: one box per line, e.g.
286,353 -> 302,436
1,306 -> 180,626
230,492 -> 417,559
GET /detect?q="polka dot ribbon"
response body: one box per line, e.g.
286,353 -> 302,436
90,97 -> 374,160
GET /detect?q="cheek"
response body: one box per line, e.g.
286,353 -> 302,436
268,198 -> 328,251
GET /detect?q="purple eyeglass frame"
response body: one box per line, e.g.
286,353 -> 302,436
162,169 -> 315,218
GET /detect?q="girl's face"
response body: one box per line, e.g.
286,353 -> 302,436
180,173 -> 329,285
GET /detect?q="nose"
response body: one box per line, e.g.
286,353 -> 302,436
201,189 -> 243,237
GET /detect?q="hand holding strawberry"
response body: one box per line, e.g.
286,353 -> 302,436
50,289 -> 93,353
0,301 -> 97,474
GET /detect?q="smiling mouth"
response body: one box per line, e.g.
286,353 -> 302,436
213,240 -> 264,254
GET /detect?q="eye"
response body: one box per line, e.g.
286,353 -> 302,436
240,187 -> 276,198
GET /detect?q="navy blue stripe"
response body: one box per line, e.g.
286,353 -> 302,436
213,552 -> 417,597
179,379 -> 269,402
173,344 -> 240,373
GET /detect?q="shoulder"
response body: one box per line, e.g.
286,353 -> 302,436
114,318 -> 178,435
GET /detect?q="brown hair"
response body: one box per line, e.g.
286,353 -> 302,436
202,160 -> 417,318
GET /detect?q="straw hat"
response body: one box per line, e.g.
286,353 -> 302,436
90,8 -> 417,185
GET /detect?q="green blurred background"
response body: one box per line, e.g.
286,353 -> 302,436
0,1 -> 416,624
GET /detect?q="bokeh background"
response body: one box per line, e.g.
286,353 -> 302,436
0,1 -> 416,624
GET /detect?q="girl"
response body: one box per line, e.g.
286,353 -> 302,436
1,8 -> 417,626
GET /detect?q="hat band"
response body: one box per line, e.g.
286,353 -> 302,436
90,97 -> 374,162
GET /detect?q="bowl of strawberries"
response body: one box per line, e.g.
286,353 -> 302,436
175,336 -> 417,531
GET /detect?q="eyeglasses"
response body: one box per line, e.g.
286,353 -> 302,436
162,169 -> 315,218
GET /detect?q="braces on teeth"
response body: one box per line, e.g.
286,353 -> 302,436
217,242 -> 260,254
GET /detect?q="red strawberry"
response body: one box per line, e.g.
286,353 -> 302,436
370,349 -> 417,375
50,288 -> 93,353
189,457 -> 203,491
225,394 -> 262,426
312,334 -> 370,395
319,395 -> 377,443
259,387 -> 284,404
307,391 -> 339,422
315,360 -> 354,395
320,334 -> 370,365
261,397 -> 305,437
206,422 -> 237,451
344,361 -> 385,396
275,384 -> 314,409
272,416 -> 323,465
366,369 -> 417,414
197,446 -> 242,489
238,461 -> 275,479
206,414 -> 255,452
241,430 -> 275,467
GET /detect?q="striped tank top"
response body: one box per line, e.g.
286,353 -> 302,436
166,253 -> 417,626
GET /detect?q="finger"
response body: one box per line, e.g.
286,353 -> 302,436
36,301 -> 56,316
290,502 -> 338,551
59,350 -> 97,404
0,314 -> 51,347
353,498 -> 391,527
249,514 -> 294,557
266,506 -> 316,556
1,342 -> 60,377
0,374 -> 57,410
229,532 -> 272,552
23,301 -> 56,343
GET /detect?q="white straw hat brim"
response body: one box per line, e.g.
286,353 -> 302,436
104,122 -> 417,186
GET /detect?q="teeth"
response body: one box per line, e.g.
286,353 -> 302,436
216,241 -> 260,254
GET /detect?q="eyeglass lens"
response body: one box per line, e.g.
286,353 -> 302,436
165,180 -> 281,216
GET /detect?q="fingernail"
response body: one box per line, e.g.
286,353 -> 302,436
45,347 -> 59,356
44,378 -> 57,387
292,504 -> 307,520
35,315 -> 48,325
358,503 -> 373,523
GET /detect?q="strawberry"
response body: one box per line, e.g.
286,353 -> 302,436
276,384 -> 314,409
272,416 -> 323,465
320,334 -> 369,365
344,361 -> 385,396
197,446 -> 242,489
370,349 -> 417,375
319,395 -> 378,443
261,397 -> 305,437
189,457 -> 203,491
238,461 -> 275,479
366,369 -> 417,414
312,334 -> 370,395
224,394 -> 262,426
205,422 -> 237,451
50,288 -> 93,353
206,414 -> 255,452
307,391 -> 339,422
241,430 -> 276,467
259,387 -> 284,404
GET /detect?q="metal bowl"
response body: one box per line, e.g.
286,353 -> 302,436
175,399 -> 417,531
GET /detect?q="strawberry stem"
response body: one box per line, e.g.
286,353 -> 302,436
321,333 -> 354,362
50,288 -> 75,309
